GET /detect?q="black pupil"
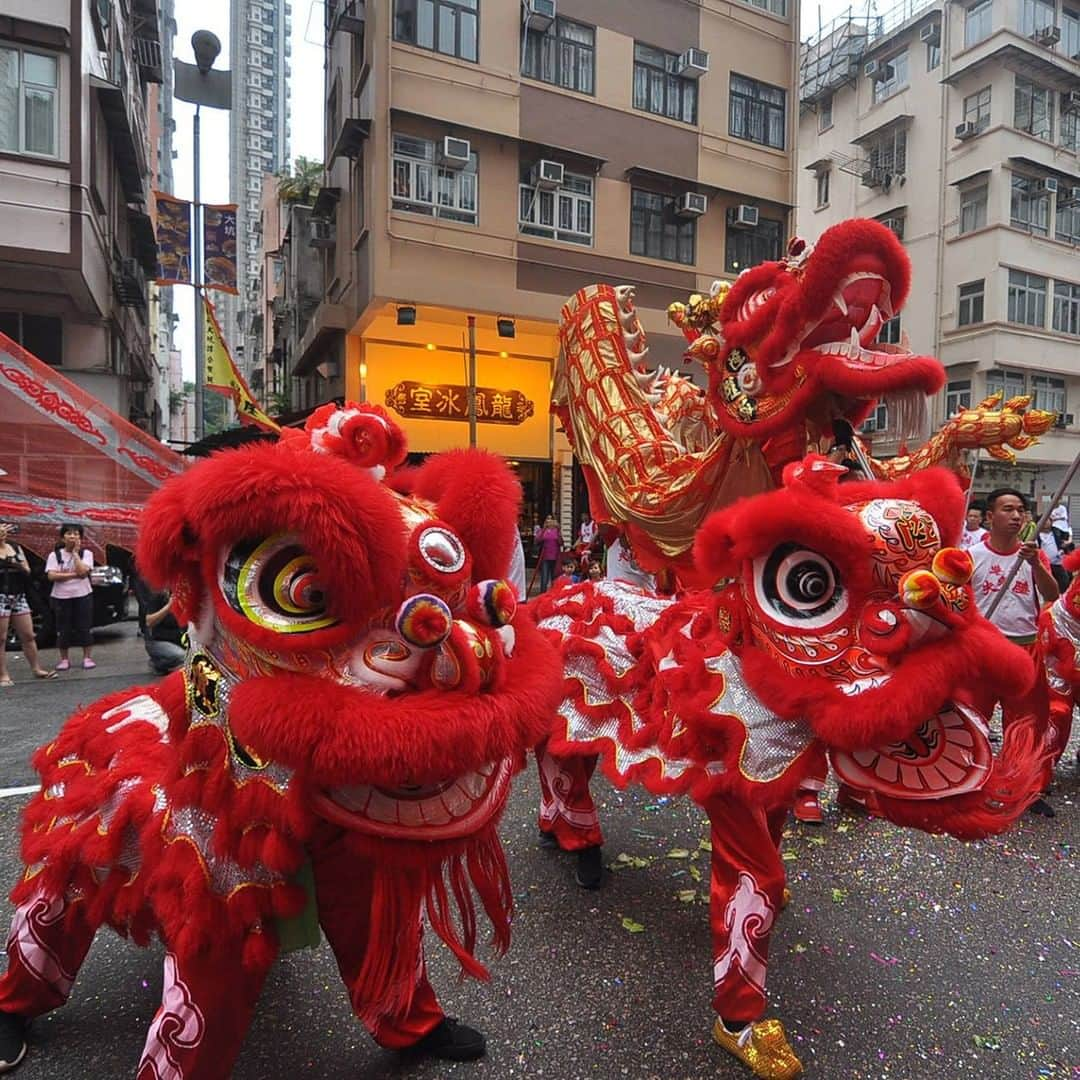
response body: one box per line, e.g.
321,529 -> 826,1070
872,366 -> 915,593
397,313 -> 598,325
789,564 -> 829,601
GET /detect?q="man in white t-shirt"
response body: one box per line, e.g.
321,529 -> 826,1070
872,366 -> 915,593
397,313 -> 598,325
959,503 -> 988,549
966,488 -> 1059,815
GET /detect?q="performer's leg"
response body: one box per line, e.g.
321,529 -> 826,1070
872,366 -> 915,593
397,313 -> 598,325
706,797 -> 802,1078
135,945 -> 272,1080
309,827 -> 444,1051
535,741 -> 603,852
1001,642 -> 1057,803
0,888 -> 96,1018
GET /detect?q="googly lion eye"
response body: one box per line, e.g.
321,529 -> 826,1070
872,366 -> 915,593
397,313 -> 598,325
220,535 -> 337,633
416,526 -> 466,574
752,543 -> 847,630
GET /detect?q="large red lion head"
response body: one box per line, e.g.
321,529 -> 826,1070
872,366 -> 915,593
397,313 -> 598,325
670,218 -> 945,441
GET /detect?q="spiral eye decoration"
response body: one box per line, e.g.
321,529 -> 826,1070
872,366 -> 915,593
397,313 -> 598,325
753,543 -> 846,629
220,535 -> 337,634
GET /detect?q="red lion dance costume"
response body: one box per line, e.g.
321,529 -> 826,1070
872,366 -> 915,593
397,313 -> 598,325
535,458 -> 1048,1077
0,405 -> 561,1077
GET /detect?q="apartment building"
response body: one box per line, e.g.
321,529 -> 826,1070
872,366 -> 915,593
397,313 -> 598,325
798,0 -> 1080,509
286,0 -> 799,522
0,0 -> 162,431
224,0 -> 292,367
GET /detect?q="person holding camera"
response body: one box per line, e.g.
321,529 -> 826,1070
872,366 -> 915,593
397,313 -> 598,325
0,524 -> 55,685
45,523 -> 96,671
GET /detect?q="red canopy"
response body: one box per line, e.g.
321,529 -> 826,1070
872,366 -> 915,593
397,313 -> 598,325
0,330 -> 185,561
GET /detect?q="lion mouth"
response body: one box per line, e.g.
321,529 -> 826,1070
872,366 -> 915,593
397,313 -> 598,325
312,757 -> 513,840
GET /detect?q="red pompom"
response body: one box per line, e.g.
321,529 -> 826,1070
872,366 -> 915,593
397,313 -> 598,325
396,594 -> 453,648
466,580 -> 517,627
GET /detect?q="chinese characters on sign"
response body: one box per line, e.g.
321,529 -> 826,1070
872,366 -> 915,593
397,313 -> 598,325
385,381 -> 535,426
202,204 -> 238,294
153,193 -> 192,286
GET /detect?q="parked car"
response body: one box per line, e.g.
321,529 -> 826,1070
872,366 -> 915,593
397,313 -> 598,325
4,544 -> 133,650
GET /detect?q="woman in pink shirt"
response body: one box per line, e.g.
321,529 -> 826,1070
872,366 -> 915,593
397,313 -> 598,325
533,515 -> 563,593
45,524 -> 96,671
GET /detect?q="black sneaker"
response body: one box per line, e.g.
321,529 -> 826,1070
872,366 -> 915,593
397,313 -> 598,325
0,1012 -> 27,1073
575,845 -> 603,889
409,1018 -> 486,1062
538,828 -> 558,849
1029,797 -> 1055,818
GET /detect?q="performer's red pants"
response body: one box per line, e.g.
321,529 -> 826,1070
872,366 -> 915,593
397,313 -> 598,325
535,740 -> 604,851
706,797 -> 788,1024
0,828 -> 444,1078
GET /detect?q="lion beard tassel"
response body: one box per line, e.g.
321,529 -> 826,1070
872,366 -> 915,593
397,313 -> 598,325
344,823 -> 514,1025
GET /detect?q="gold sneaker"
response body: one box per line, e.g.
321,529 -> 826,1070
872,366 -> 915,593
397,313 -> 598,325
712,1017 -> 803,1079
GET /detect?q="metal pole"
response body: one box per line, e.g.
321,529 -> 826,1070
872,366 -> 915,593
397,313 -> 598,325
985,449 -> 1080,618
467,315 -> 477,449
193,103 -> 204,440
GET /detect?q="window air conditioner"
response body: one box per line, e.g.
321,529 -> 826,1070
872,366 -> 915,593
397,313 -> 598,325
732,204 -> 759,228
1040,177 -> 1059,194
525,0 -> 556,30
1066,186 -> 1080,203
919,21 -> 941,44
309,219 -> 334,248
1063,89 -> 1080,111
955,121 -> 977,140
1033,23 -> 1061,44
439,136 -> 471,169
677,192 -> 708,217
531,159 -> 564,190
676,48 -> 709,79
864,60 -> 891,81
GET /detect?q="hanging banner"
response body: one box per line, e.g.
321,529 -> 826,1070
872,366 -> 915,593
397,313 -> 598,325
203,297 -> 281,433
202,203 -> 239,294
153,192 -> 192,286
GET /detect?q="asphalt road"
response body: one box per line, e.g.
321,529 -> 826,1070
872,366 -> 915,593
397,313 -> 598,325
0,627 -> 1076,1079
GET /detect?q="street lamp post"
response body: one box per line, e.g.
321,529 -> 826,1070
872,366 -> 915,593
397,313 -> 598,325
175,31 -> 231,440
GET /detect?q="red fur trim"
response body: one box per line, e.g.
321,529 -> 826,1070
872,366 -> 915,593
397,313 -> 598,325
411,449 -> 522,582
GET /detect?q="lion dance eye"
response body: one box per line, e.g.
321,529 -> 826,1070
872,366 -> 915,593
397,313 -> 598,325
753,543 -> 847,629
221,535 -> 337,633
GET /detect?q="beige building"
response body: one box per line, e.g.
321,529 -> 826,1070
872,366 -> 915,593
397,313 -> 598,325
0,0 -> 162,431
798,0 -> 1080,511
278,0 -> 800,523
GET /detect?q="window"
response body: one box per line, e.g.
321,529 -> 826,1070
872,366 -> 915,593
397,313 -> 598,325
393,0 -> 478,63
1007,269 -> 1047,327
815,169 -> 830,208
1032,374 -> 1066,413
878,315 -> 902,344
965,0 -> 993,46
519,168 -> 593,245
877,211 -> 905,239
725,211 -> 783,272
867,126 -> 907,177
1053,281 -> 1080,335
0,311 -> 62,365
1020,0 -> 1057,36
871,51 -> 909,103
523,18 -> 594,94
963,86 -> 991,133
391,133 -> 478,224
861,402 -> 888,433
1011,175 -> 1050,235
1061,107 -> 1080,153
1064,6 -> 1080,58
630,189 -> 696,265
946,379 -> 972,415
986,368 -> 1026,400
729,74 -> 786,149
960,184 -> 988,233
818,95 -> 833,131
1014,78 -> 1053,140
958,280 -> 985,326
927,41 -> 941,69
633,44 -> 697,124
741,0 -> 788,15
1057,197 -> 1080,243
0,46 -> 58,156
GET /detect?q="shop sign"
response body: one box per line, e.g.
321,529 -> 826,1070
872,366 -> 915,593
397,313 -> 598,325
385,381 -> 534,426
